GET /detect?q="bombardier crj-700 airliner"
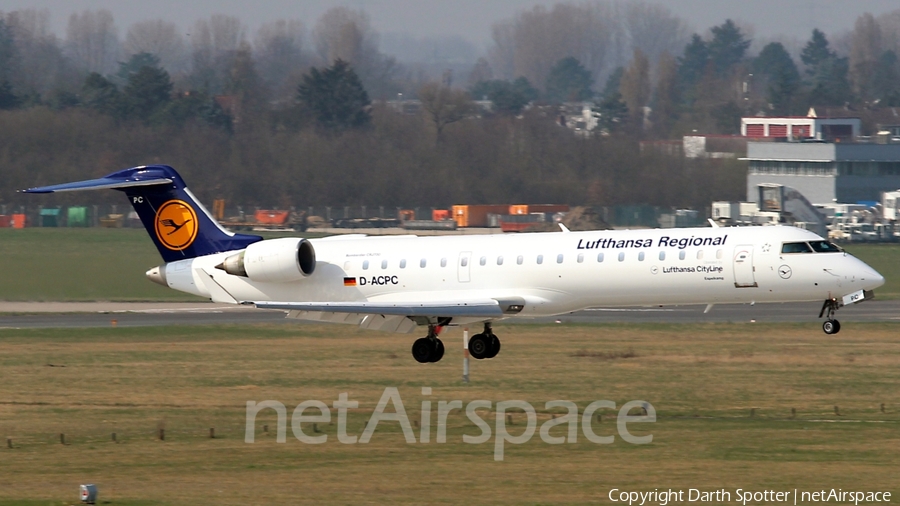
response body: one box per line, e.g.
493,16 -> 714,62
25,165 -> 885,363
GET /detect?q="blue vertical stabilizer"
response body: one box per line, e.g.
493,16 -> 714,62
22,165 -> 262,262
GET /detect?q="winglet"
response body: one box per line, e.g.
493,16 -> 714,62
707,218 -> 719,228
558,223 -> 571,233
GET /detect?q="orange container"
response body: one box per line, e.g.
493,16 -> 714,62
0,215 -> 9,227
254,210 -> 290,225
11,214 -> 26,228
452,205 -> 509,227
432,209 -> 450,221
509,204 -> 570,215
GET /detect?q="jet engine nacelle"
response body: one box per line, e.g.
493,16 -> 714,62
217,238 -> 316,283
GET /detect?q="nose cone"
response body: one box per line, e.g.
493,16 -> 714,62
853,256 -> 885,290
844,254 -> 885,291
867,269 -> 886,290
146,265 -> 168,287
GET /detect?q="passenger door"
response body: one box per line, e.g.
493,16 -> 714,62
733,245 -> 758,288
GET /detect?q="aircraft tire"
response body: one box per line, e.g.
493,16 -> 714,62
486,334 -> 500,359
430,339 -> 445,363
822,320 -> 840,335
468,333 -> 490,360
412,337 -> 434,363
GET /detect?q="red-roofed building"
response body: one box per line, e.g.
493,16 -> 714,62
741,108 -> 860,141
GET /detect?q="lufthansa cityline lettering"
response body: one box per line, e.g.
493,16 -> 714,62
576,235 -> 728,251
662,266 -> 724,274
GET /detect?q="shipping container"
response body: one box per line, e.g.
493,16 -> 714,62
432,209 -> 450,221
254,210 -> 290,225
508,204 -> 570,215
11,214 -> 26,228
67,206 -> 88,227
0,215 -> 9,228
40,208 -> 60,227
451,205 -> 509,227
499,213 -> 547,232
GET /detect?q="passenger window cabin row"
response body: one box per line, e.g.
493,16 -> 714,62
351,241 -> 841,271
357,249 -> 728,269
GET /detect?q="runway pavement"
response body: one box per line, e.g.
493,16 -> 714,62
0,300 -> 897,329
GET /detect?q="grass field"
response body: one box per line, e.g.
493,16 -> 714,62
0,322 -> 898,505
1,228 -> 900,301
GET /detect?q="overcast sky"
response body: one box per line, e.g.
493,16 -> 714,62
1,0 -> 898,49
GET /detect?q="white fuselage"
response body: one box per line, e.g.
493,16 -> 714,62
159,225 -> 884,322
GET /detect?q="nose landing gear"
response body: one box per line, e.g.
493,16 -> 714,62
412,324 -> 445,363
819,298 -> 841,335
468,322 -> 501,360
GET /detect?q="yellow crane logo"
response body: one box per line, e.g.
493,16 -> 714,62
154,200 -> 198,251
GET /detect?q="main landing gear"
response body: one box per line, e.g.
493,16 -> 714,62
819,298 -> 842,335
412,324 -> 445,363
467,322 -> 501,360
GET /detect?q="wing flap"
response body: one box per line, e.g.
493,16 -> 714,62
284,310 -> 419,334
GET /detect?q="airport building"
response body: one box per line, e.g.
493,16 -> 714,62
741,109 -> 861,141
745,141 -> 900,205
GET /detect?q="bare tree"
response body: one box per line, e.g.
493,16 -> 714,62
878,9 -> 900,55
124,19 -> 188,74
419,81 -> 475,143
4,9 -> 68,95
467,57 -> 494,87
850,13 -> 883,100
313,7 -> 377,66
488,20 -> 516,80
65,9 -> 119,75
620,48 -> 650,130
624,3 -> 689,71
650,51 -> 678,137
190,15 -> 246,92
254,19 -> 306,100
312,7 -> 398,99
487,1 -> 689,90
511,3 -> 612,90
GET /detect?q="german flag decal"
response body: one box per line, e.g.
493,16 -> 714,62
343,277 -> 357,287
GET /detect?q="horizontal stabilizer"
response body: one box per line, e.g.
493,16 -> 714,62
21,176 -> 172,193
250,300 -> 505,318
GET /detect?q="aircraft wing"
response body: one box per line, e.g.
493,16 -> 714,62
249,300 -> 508,318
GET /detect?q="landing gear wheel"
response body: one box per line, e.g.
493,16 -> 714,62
412,324 -> 445,363
823,319 -> 841,335
430,339 -> 445,362
486,335 -> 500,359
468,333 -> 490,360
412,337 -> 434,363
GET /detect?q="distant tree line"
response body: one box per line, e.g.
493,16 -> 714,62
1,3 -> 900,213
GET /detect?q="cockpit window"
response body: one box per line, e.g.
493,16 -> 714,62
809,240 -> 842,253
781,242 -> 812,254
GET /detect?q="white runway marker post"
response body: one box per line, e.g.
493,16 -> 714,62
463,328 -> 470,383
